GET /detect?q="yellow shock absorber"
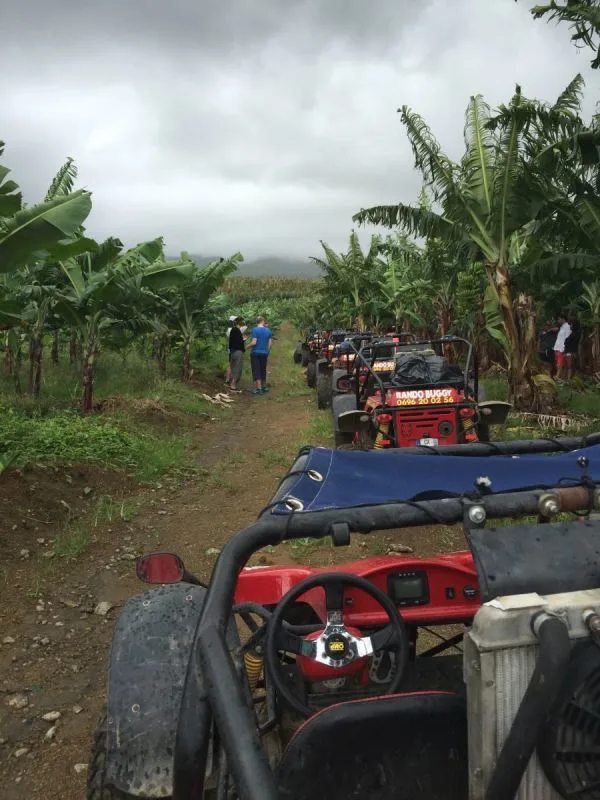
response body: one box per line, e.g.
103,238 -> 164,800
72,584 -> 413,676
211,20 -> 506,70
461,414 -> 479,442
244,650 -> 264,692
374,415 -> 391,449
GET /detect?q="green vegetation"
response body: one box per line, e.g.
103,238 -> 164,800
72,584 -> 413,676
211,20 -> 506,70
0,146 -> 243,472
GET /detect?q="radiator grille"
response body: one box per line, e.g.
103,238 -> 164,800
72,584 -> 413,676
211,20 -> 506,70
494,645 -> 563,799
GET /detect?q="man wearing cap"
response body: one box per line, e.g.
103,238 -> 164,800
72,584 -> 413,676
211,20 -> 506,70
224,315 -> 238,386
228,317 -> 245,392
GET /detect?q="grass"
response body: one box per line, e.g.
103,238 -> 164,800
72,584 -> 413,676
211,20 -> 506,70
0,337 -> 231,479
93,494 -> 139,526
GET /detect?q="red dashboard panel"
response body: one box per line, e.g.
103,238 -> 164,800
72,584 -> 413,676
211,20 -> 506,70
235,552 -> 479,627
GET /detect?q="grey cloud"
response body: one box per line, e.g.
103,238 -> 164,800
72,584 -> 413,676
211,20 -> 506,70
2,0 -> 600,259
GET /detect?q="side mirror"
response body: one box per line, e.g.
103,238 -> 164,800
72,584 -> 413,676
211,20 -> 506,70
136,552 -> 185,584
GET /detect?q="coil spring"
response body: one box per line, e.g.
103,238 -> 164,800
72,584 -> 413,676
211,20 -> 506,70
244,651 -> 264,692
462,415 -> 478,442
374,419 -> 391,449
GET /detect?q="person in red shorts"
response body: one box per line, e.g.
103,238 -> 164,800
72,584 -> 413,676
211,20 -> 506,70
553,314 -> 572,380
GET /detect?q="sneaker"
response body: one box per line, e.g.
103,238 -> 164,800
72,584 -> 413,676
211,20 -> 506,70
262,387 -> 270,393
223,381 -> 231,387
252,388 -> 262,395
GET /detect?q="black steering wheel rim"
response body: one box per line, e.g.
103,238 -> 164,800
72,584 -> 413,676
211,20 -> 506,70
266,571 -> 410,718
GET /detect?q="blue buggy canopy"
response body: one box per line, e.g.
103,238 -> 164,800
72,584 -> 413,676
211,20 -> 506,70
271,445 -> 600,514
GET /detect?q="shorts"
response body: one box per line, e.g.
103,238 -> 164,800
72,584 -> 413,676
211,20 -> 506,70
229,349 -> 243,383
251,352 -> 268,382
554,351 -> 566,368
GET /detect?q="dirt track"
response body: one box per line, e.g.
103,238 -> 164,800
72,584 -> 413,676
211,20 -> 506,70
0,327 -> 464,798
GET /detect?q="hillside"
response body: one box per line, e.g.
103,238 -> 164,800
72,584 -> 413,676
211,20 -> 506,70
188,254 -> 320,277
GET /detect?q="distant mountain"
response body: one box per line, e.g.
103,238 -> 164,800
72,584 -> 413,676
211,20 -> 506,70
187,254 -> 320,278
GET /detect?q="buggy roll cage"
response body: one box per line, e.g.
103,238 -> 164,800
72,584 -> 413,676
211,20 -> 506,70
345,334 -> 478,405
172,433 -> 600,800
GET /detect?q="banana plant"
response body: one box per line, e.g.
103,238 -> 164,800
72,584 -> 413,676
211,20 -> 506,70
54,239 -> 197,410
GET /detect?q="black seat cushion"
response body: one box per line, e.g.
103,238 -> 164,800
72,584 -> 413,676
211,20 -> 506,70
276,691 -> 467,800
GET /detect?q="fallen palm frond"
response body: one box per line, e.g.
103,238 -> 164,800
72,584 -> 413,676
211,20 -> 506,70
201,392 -> 235,407
515,411 -> 594,431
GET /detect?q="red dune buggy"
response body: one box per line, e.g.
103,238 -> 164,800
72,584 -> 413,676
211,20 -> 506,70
307,329 -> 354,390
332,334 -> 511,449
314,331 -> 376,410
89,434 -> 600,800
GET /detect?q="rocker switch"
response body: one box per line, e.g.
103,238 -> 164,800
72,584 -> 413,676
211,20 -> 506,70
445,587 -> 455,600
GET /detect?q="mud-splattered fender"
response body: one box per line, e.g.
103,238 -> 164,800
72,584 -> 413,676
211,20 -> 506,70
104,582 -> 239,797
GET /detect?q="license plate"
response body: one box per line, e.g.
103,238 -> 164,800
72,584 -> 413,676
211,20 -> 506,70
417,437 -> 438,447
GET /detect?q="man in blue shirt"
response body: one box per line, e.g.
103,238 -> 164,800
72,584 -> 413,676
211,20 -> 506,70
250,317 -> 273,395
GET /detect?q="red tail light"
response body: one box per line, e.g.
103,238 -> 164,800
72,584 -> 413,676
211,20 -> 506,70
459,407 -> 476,417
378,413 -> 392,423
465,433 -> 478,441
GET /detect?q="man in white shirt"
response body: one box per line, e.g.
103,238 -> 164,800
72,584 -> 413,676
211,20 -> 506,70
553,315 -> 572,380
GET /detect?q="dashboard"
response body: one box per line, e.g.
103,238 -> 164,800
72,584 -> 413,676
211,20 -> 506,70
235,551 -> 480,628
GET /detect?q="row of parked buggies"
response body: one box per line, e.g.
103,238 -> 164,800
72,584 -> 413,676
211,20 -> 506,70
294,328 -> 512,448
88,329 -> 600,799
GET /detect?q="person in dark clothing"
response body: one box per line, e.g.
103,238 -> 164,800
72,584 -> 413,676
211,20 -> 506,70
564,315 -> 581,379
228,317 -> 245,392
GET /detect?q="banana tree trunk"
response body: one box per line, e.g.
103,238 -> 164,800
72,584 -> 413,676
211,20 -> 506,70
13,344 -> 22,395
157,334 -> 168,376
181,341 -> 192,382
28,334 -> 43,398
69,329 -> 79,364
82,347 -> 95,412
4,334 -> 12,377
51,330 -> 60,365
493,263 -> 533,409
588,326 -> 600,375
475,310 -> 489,372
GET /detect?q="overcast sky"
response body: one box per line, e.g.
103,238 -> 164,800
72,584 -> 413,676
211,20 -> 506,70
3,0 -> 599,260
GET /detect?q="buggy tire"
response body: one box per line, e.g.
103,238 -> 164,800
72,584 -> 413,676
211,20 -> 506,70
306,360 -> 316,388
316,374 -> 332,410
87,713 -> 161,800
293,344 -> 303,364
301,349 -> 309,367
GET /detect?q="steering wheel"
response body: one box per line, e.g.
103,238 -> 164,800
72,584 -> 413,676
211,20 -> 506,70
266,572 -> 410,718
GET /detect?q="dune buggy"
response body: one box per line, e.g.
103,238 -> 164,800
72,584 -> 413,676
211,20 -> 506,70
313,331 -> 376,410
89,433 -> 600,799
332,334 -> 511,449
306,329 -> 354,390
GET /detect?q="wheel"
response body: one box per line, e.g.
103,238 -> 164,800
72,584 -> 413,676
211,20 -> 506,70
306,360 -> 316,388
316,374 -> 332,409
88,714 -> 144,799
301,348 -> 309,367
293,344 -> 303,364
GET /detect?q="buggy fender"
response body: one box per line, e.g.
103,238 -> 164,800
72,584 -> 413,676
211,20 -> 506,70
331,368 -> 354,395
104,583 -> 239,797
337,409 -> 373,434
478,400 -> 512,426
316,358 -> 330,375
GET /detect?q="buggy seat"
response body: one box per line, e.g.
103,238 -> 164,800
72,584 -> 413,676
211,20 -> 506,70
276,691 -> 467,800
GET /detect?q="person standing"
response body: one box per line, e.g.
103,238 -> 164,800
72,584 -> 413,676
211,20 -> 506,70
553,314 -> 572,380
250,316 -> 273,395
227,317 -> 245,392
224,315 -> 237,386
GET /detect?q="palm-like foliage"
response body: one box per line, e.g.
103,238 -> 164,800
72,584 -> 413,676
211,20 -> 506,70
527,1 -> 600,68
352,86 -> 574,407
0,145 -> 243,410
